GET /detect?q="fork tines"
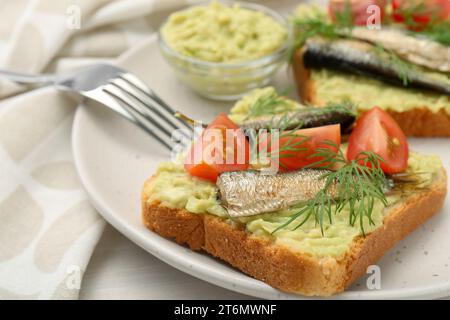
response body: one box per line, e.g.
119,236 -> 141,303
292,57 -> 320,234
103,72 -> 193,150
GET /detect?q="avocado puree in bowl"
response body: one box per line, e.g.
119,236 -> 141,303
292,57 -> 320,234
161,1 -> 287,63
158,1 -> 290,100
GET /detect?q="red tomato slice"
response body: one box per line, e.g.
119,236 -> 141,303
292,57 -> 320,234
184,113 -> 249,182
347,107 -> 408,174
392,0 -> 449,29
261,124 -> 341,172
329,0 -> 387,26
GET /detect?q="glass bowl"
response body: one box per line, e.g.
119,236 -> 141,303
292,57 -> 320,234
158,1 -> 292,101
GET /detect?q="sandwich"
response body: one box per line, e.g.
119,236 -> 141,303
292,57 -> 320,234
141,88 -> 447,296
291,2 -> 450,136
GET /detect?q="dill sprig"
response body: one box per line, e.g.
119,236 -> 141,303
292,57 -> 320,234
371,44 -> 414,86
254,116 -> 309,171
333,0 -> 355,29
391,0 -> 450,46
249,92 -> 357,129
249,99 -> 357,169
291,17 -> 341,52
246,91 -> 308,169
263,99 -> 357,133
272,144 -> 389,236
320,99 -> 358,117
247,90 -> 292,118
266,132 -> 310,171
290,2 -> 353,50
416,20 -> 450,46
391,0 -> 430,28
290,16 -> 344,62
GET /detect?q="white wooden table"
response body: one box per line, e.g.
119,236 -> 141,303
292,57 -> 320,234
79,224 -> 253,299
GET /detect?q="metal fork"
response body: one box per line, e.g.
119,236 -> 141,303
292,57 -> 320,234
0,64 -> 193,150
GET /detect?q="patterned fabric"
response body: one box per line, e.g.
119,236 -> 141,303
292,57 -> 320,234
0,0 -> 196,300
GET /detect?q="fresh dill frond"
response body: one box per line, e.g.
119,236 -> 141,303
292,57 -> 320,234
253,99 -> 357,164
247,91 -> 291,118
418,21 -> 450,46
272,145 -> 389,236
333,0 -> 354,29
290,1 -> 353,52
291,17 -> 341,48
290,17 -> 344,61
257,115 -> 309,170
391,0 -> 450,46
269,99 -> 357,130
391,0 -> 430,29
371,44 -> 414,86
322,99 -> 358,117
266,110 -> 300,131
251,99 -> 358,169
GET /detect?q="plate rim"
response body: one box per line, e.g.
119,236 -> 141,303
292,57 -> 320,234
71,36 -> 450,300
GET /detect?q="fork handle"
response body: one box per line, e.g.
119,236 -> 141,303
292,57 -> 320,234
0,69 -> 55,85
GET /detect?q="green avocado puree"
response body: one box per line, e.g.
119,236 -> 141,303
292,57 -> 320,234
161,1 -> 287,63
312,69 -> 450,114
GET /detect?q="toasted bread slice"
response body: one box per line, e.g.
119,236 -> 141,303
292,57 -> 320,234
141,169 -> 447,296
292,48 -> 450,137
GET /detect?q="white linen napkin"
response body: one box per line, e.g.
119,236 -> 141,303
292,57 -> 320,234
0,0 -> 198,300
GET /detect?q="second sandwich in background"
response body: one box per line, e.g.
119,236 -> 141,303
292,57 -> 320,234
292,1 -> 450,136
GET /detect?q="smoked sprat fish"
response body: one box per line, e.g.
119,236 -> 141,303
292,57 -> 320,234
302,37 -> 450,95
350,27 -> 450,73
241,103 -> 356,132
217,169 -> 337,217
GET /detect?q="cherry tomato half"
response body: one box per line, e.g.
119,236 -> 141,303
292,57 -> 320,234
347,107 -> 408,174
392,0 -> 450,30
184,113 -> 249,182
261,124 -> 341,172
329,0 -> 387,26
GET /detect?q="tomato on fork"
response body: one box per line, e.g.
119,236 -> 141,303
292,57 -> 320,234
347,107 -> 408,174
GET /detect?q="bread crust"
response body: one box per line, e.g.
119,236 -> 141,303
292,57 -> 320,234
141,170 -> 447,296
292,49 -> 450,137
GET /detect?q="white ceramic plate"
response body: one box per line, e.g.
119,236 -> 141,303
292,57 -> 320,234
72,33 -> 450,300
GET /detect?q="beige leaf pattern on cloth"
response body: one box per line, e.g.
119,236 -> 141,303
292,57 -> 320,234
0,287 -> 40,300
57,26 -> 129,58
0,0 -> 198,300
0,1 -> 29,41
32,161 -> 81,190
3,23 -> 45,73
0,187 -> 44,262
34,200 -> 102,273
0,90 -> 75,162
